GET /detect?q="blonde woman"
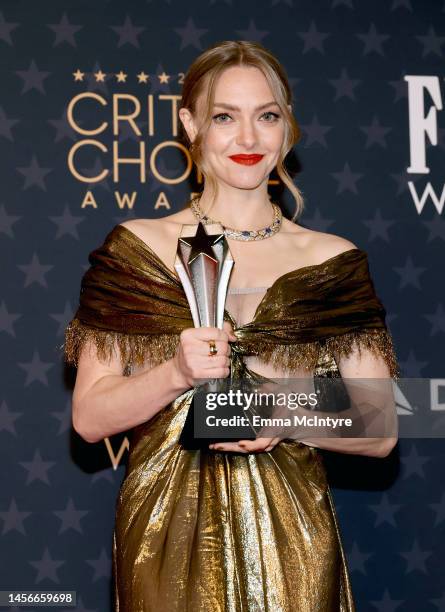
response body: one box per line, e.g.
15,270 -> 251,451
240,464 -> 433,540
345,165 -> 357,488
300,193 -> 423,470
65,41 -> 399,611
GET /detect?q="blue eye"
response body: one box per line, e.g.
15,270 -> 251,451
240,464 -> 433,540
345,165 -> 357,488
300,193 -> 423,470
262,112 -> 280,122
212,111 -> 281,123
212,113 -> 231,123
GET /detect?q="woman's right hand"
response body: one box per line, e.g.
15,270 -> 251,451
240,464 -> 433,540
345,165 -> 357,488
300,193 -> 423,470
172,320 -> 237,389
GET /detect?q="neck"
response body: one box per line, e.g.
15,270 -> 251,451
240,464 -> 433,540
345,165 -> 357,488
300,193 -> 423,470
195,186 -> 274,230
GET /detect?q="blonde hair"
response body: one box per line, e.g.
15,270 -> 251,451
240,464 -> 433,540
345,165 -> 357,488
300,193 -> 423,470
179,40 -> 305,221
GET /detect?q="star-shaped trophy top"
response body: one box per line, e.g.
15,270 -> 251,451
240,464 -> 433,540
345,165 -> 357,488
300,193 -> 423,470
178,221 -> 225,265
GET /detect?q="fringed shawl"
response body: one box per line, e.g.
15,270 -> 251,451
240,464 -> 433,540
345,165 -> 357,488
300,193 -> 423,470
63,224 -> 399,379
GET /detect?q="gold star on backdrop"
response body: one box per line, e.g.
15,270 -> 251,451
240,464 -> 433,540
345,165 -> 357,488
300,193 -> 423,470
137,71 -> 149,83
73,69 -> 85,81
115,71 -> 127,83
94,70 -> 106,82
158,71 -> 170,83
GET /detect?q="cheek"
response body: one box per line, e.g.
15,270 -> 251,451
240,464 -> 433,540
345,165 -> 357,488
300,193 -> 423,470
265,126 -> 285,149
203,129 -> 232,152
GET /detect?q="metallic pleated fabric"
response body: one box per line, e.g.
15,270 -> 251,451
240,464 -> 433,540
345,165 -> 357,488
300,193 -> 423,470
63,223 -> 400,611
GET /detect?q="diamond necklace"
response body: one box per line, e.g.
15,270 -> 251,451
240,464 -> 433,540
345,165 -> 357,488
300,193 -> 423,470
189,195 -> 282,241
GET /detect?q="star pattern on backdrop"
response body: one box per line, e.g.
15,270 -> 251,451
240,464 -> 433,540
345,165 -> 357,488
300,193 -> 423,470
110,14 -> 146,48
29,547 -> 65,583
86,548 -> 112,581
429,492 -> 445,527
399,538 -> 433,574
329,68 -> 361,101
415,26 -> 445,58
0,204 -> 22,236
368,588 -> 404,611
368,493 -> 402,527
356,22 -> 390,56
19,449 -> 56,485
0,105 -> 20,140
50,301 -> 75,338
423,304 -> 445,336
0,10 -> 19,44
0,401 -> 22,435
48,205 -> 85,239
174,17 -> 208,50
299,114 -> 333,148
18,350 -> 54,386
0,498 -> 32,535
393,256 -> 427,290
15,59 -> 51,94
362,208 -> 396,242
398,349 -> 428,377
53,498 -> 89,534
48,106 -> 82,143
47,13 -> 83,47
51,399 -> 73,436
330,162 -> 363,194
17,254 -> 53,288
359,116 -> 392,148
422,215 -> 445,243
16,155 -> 52,191
236,20 -> 269,43
0,301 -> 22,336
297,21 -> 330,54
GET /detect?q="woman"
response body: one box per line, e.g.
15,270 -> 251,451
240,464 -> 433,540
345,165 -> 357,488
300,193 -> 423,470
64,41 -> 399,611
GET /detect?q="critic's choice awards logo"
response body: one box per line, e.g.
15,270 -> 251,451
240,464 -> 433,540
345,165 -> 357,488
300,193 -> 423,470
65,68 -> 279,212
66,68 -> 196,212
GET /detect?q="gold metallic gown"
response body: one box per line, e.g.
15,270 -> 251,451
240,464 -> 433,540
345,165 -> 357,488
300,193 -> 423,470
63,224 -> 399,612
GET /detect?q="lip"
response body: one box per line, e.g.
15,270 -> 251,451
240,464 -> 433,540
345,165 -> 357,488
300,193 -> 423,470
229,154 -> 264,166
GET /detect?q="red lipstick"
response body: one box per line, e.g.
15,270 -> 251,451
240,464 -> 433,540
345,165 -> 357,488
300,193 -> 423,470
229,154 -> 264,166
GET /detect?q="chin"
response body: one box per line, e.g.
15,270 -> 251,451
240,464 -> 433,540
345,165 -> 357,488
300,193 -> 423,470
224,172 -> 267,189
227,180 -> 266,191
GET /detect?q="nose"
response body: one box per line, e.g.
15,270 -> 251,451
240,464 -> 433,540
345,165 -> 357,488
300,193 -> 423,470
235,118 -> 258,150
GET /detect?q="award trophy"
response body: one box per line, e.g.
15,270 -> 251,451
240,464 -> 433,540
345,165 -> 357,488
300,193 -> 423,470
175,221 -> 256,449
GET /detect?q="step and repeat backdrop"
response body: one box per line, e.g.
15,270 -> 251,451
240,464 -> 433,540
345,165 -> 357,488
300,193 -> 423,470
1,0 -> 444,610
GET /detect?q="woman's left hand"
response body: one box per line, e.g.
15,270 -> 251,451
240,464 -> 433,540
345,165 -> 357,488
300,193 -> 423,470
209,437 -> 281,453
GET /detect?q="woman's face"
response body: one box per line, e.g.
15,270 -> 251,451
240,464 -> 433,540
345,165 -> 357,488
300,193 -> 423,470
194,66 -> 286,191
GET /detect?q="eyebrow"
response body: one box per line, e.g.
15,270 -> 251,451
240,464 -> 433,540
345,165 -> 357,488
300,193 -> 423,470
213,102 -> 280,111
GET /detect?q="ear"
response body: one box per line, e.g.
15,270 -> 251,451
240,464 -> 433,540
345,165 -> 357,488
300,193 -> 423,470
179,107 -> 198,144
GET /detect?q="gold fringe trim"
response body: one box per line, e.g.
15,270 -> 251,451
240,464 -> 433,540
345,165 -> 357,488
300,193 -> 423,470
325,329 -> 400,380
62,319 -> 400,380
244,329 -> 400,380
62,318 -> 181,373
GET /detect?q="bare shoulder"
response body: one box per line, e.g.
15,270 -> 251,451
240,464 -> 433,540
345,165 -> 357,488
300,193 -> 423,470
305,230 -> 359,264
118,216 -> 159,235
118,214 -> 179,243
119,208 -> 194,234
118,217 -> 161,247
117,214 -> 191,270
282,218 -> 358,259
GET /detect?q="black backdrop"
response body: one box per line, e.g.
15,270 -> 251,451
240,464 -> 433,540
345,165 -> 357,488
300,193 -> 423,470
1,1 -> 444,610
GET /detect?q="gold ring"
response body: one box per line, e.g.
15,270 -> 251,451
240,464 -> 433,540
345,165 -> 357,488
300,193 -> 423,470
208,340 -> 218,356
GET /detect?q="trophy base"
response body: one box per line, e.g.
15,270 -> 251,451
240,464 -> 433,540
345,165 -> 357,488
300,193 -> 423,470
178,393 -> 257,451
